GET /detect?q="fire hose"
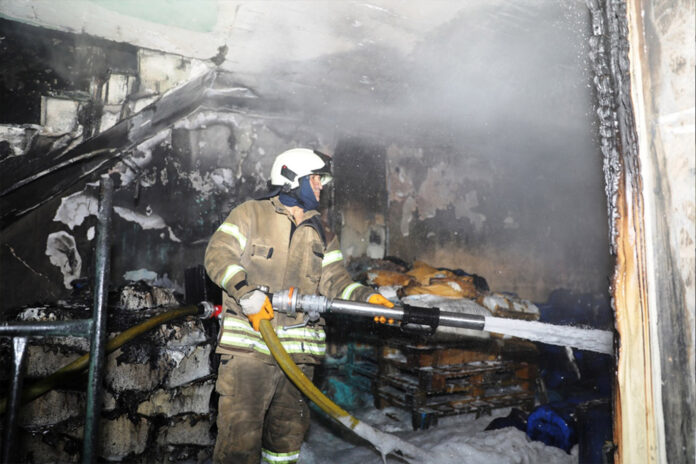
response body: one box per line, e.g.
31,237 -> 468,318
258,318 -> 434,462
1,292 -> 469,461
0,302 -> 220,415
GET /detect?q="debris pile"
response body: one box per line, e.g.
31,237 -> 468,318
364,260 -> 487,300
357,259 -> 539,322
0,283 -> 219,463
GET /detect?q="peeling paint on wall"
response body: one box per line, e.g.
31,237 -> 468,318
53,190 -> 98,230
384,132 -> 610,301
386,145 -> 417,204
503,212 -> 520,230
166,165 -> 234,199
45,231 -> 81,289
453,190 -> 486,232
400,196 -> 417,237
114,131 -> 168,187
416,161 -> 453,220
210,168 -> 234,191
123,268 -> 158,282
114,206 -> 167,230
0,125 -> 38,157
416,161 -> 489,229
173,111 -> 239,132
112,206 -> 182,243
389,154 -> 490,236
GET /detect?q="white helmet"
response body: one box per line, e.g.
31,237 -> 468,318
270,148 -> 333,191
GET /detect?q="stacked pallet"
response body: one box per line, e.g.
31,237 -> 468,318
373,340 -> 538,430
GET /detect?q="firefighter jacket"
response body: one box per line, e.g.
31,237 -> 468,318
204,196 -> 375,364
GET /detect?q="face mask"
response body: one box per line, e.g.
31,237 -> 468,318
278,176 -> 319,212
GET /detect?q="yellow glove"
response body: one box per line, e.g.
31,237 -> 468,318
368,293 -> 394,308
239,290 -> 274,331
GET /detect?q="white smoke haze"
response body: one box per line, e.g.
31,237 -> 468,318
212,0 -> 610,300
230,0 -> 595,152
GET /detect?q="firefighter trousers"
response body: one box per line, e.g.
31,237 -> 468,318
213,354 -> 313,464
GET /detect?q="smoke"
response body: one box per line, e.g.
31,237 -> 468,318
222,0 -> 611,298
232,0 -> 595,152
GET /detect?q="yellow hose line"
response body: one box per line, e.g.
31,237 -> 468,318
259,319 -> 360,429
259,320 -> 434,462
0,305 -> 199,415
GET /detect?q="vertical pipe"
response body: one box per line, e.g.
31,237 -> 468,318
82,176 -> 113,463
1,337 -> 28,464
384,150 -> 390,257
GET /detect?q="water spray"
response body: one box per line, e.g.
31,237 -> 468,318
271,288 -> 614,355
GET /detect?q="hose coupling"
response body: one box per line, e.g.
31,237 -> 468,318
272,287 -> 299,317
198,301 -> 223,319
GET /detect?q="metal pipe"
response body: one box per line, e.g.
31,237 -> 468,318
1,337 -> 28,464
0,304 -> 203,416
0,320 -> 92,337
327,301 -> 485,331
326,299 -> 404,320
274,290 -> 487,332
438,310 -> 486,331
82,176 -> 113,464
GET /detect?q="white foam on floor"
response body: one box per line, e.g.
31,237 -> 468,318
301,406 -> 578,464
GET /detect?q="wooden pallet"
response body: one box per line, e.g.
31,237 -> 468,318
373,343 -> 538,429
376,383 -> 536,429
378,359 -> 537,394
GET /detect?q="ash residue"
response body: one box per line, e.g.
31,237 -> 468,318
116,334 -> 160,366
115,280 -> 181,311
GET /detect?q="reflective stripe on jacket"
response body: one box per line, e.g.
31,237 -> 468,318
219,317 -> 326,357
204,196 -> 373,363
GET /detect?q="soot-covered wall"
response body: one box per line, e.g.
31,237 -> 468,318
2,1 -> 612,311
0,21 -> 331,311
100,114 -> 327,292
332,134 -> 611,302
1,110 -> 328,310
326,2 -> 612,302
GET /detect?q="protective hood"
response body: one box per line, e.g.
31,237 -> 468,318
278,176 -> 320,212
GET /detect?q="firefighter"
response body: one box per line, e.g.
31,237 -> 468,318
204,148 -> 393,463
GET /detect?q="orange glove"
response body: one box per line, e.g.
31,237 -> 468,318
239,290 -> 274,331
368,293 -> 394,308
